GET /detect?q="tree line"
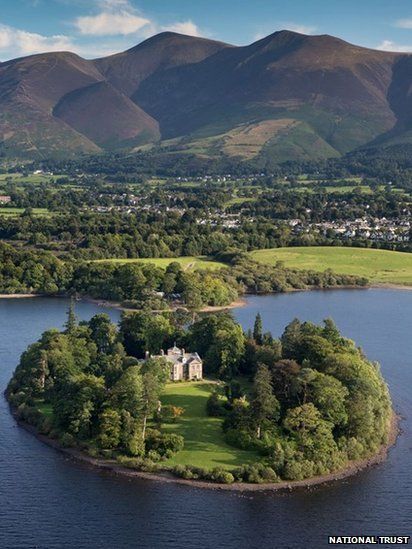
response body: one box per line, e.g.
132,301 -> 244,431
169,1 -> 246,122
0,242 -> 367,307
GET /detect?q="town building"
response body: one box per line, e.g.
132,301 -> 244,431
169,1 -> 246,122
0,195 -> 11,204
146,345 -> 203,382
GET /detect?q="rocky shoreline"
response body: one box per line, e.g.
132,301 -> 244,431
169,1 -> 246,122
14,411 -> 399,493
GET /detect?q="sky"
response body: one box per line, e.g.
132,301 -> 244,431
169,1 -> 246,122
2,0 -> 412,61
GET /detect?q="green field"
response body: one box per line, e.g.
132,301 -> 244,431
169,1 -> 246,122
224,196 -> 258,208
93,256 -> 225,271
160,381 -> 258,469
250,246 -> 412,285
0,207 -> 52,217
0,173 -> 56,185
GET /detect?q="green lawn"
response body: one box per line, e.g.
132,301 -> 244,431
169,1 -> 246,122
250,246 -> 412,285
160,381 -> 258,469
0,173 -> 56,184
0,207 -> 52,217
224,196 -> 258,208
294,185 -> 375,194
93,256 -> 225,271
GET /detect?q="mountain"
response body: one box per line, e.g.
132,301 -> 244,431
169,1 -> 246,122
1,30 -> 412,162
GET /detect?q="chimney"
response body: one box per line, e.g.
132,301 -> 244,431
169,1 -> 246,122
181,348 -> 185,356
161,349 -> 164,356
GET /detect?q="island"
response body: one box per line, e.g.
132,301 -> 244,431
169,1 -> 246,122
6,303 -> 395,488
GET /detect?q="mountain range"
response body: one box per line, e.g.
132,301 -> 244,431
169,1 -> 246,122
1,30 -> 412,162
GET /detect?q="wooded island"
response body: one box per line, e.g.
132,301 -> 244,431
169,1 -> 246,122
6,303 -> 393,486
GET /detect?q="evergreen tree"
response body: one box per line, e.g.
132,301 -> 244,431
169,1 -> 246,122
250,364 -> 279,438
253,313 -> 263,345
65,298 -> 77,334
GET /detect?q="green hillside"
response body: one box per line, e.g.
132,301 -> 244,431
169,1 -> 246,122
250,247 -> 412,285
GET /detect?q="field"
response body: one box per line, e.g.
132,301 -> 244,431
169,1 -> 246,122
250,246 -> 412,285
0,207 -> 52,217
93,256 -> 225,271
160,381 -> 258,469
0,173 -> 56,185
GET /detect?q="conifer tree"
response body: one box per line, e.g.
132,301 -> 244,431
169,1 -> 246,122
253,313 -> 263,345
65,297 -> 77,334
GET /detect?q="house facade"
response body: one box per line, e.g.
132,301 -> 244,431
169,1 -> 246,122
147,345 -> 203,381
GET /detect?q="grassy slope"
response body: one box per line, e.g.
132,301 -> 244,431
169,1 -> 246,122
250,246 -> 412,285
93,256 -> 225,271
160,381 -> 258,469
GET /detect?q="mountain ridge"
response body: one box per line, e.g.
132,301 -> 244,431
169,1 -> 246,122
1,30 -> 411,161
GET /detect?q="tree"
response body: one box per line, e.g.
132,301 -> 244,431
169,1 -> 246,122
111,366 -> 144,418
281,318 -> 302,359
299,369 -> 349,426
141,370 -> 162,441
119,311 -> 149,357
189,314 -> 245,378
322,318 -> 342,344
250,364 -> 280,438
53,373 -> 105,439
271,359 -> 301,407
65,298 -> 77,334
283,403 -> 339,467
144,316 -> 174,355
253,313 -> 263,345
88,314 -> 117,354
98,408 -> 122,449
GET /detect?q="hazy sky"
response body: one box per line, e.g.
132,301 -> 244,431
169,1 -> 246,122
2,0 -> 412,60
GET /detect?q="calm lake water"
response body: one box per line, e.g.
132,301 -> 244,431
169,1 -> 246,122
0,290 -> 410,549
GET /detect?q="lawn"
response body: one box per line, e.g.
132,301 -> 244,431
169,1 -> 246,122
160,381 -> 258,469
93,256 -> 226,271
0,207 -> 52,217
0,173 -> 56,185
250,246 -> 412,285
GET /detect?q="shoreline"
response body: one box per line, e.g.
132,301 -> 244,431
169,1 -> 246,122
0,283 -> 412,310
14,411 -> 399,492
62,285 -> 411,313
0,293 -> 45,299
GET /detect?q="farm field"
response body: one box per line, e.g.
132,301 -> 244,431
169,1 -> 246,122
0,207 -> 52,217
250,246 -> 412,285
0,173 -> 57,184
93,256 -> 225,271
160,381 -> 258,469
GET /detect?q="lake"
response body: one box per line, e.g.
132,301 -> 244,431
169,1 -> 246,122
0,289 -> 410,549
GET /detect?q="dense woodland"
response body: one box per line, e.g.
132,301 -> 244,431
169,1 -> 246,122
7,307 -> 392,484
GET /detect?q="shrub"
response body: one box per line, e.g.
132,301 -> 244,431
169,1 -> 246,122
38,416 -> 53,435
225,429 -> 255,450
116,455 -> 160,473
282,459 -> 315,481
145,429 -> 184,457
339,436 -> 365,460
16,403 -> 43,427
172,465 -> 195,480
207,467 -> 235,484
233,463 -> 279,484
60,432 -> 76,448
158,405 -> 184,423
206,393 -> 224,417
